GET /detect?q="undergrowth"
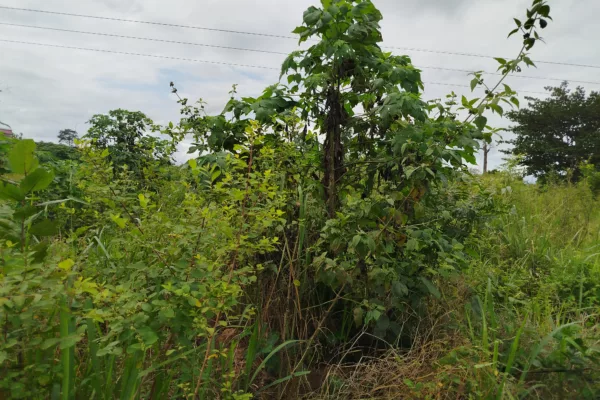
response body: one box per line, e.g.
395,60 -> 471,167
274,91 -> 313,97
311,176 -> 600,399
2,1 -> 598,399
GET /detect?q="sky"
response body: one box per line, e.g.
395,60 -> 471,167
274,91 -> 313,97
0,0 -> 599,169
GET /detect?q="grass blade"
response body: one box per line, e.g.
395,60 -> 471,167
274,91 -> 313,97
250,340 -> 300,387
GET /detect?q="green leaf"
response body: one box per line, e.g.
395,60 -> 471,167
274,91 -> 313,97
508,28 -> 519,38
420,277 -> 441,299
110,214 -> 127,229
211,170 -> 221,183
327,4 -> 339,15
392,281 -> 409,298
60,335 -> 80,350
30,219 -> 59,236
510,97 -> 520,107
292,26 -> 309,35
58,259 -> 75,271
490,104 -> 504,116
0,183 -> 25,202
13,205 -> 39,220
474,115 -> 487,131
9,139 -> 38,174
522,56 -> 536,67
404,166 -> 417,178
303,7 -> 321,25
32,241 -> 49,263
20,168 -> 55,193
160,308 -> 175,319
470,77 -> 479,92
138,327 -> 159,346
41,338 -> 61,350
461,95 -> 469,108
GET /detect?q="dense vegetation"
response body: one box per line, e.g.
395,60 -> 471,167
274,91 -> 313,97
505,83 -> 600,184
1,0 -> 599,399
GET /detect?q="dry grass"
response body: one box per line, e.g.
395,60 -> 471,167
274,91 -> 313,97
302,282 -> 477,400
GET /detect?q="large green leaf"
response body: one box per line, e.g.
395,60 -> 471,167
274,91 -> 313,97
9,139 -> 38,175
13,205 -> 39,221
30,219 -> 59,236
474,115 -> 487,131
420,277 -> 441,299
0,183 -> 25,202
20,168 -> 55,193
303,6 -> 321,25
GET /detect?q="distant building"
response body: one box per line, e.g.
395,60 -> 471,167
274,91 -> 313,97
0,121 -> 13,137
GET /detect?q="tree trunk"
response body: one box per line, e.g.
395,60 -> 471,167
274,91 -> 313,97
323,86 -> 346,218
483,142 -> 490,174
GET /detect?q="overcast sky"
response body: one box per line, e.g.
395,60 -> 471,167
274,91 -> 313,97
1,0 -> 599,169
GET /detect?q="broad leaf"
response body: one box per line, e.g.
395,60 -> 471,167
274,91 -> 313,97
474,115 -> 487,131
30,219 -> 58,236
420,277 -> 441,299
303,7 -> 321,25
0,183 -> 25,202
9,139 -> 38,175
20,168 -> 55,194
13,205 -> 39,221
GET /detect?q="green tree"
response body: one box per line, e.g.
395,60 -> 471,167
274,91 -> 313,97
85,109 -> 173,175
36,141 -> 79,163
57,129 -> 78,146
505,82 -> 600,181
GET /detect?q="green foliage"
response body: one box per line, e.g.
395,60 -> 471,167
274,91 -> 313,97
36,141 -> 80,163
505,83 -> 600,181
4,1 -> 595,399
85,109 -> 174,179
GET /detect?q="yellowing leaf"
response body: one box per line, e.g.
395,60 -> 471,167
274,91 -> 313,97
293,279 -> 301,287
110,214 -> 127,229
138,194 -> 148,208
58,259 -> 75,271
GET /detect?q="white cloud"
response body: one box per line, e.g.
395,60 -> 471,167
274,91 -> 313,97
0,0 -> 598,168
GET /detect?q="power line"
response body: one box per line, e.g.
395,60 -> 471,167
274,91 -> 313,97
420,65 -> 600,86
424,81 -> 547,95
0,38 -> 279,70
0,5 -> 296,40
1,4 -> 600,70
0,22 -> 289,55
0,38 -> 549,95
2,22 -> 598,87
383,45 -> 600,70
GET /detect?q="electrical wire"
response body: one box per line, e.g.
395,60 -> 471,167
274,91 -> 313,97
1,4 -> 599,69
0,38 -> 550,95
2,22 -> 599,86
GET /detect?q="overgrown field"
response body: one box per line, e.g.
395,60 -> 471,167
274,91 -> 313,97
2,0 -> 600,399
317,175 -> 600,399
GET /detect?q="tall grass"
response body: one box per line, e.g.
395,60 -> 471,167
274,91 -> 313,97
309,175 -> 600,399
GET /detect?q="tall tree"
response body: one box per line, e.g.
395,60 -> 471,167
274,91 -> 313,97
85,109 -> 173,175
506,83 -> 600,181
57,129 -> 78,146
